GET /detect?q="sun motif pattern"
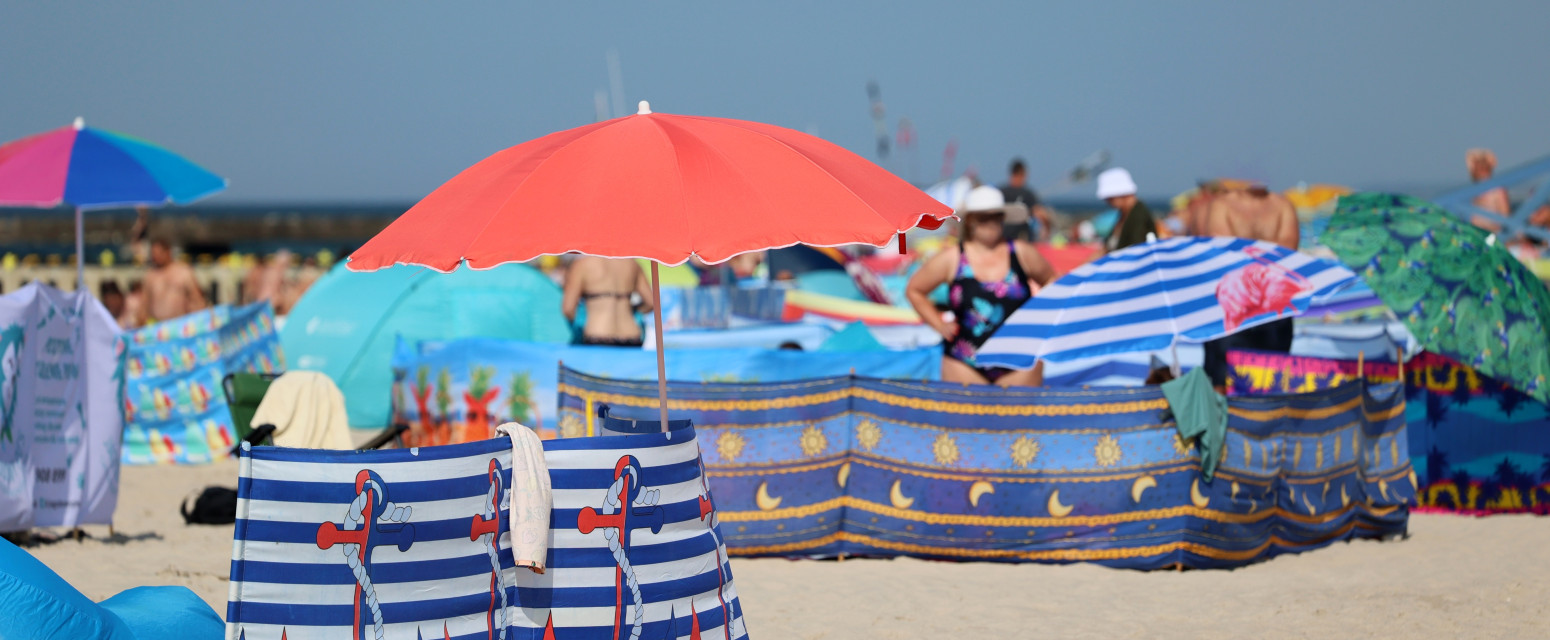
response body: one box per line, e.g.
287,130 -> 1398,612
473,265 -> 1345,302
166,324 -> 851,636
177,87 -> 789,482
1010,436 -> 1040,468
559,414 -> 585,439
1094,435 -> 1122,467
856,419 -> 882,451
1172,434 -> 1194,457
799,425 -> 828,457
716,431 -> 746,463
932,433 -> 961,466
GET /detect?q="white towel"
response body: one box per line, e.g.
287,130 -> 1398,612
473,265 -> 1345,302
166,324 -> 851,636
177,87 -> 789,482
251,371 -> 353,450
495,422 -> 552,573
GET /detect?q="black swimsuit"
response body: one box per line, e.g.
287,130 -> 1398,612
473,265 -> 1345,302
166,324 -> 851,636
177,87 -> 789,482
942,242 -> 1033,380
579,291 -> 643,347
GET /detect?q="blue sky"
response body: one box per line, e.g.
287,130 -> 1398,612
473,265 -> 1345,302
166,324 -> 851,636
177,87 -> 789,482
3,1 -> 1547,201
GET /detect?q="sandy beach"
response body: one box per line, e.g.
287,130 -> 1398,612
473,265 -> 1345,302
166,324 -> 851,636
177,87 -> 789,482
19,459 -> 1547,639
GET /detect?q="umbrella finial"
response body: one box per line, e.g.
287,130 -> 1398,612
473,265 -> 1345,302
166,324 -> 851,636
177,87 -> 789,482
637,101 -> 652,115
73,117 -> 85,130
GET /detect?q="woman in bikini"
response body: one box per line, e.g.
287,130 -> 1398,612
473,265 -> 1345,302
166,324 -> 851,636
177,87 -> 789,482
906,185 -> 1057,386
561,256 -> 656,347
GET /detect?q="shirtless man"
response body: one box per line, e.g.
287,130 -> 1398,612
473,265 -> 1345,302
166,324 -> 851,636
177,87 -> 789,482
1198,186 -> 1299,249
561,256 -> 655,347
1195,185 -> 1301,391
142,239 -> 207,323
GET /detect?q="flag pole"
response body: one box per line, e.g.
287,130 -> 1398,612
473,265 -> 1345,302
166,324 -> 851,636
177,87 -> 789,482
650,261 -> 669,431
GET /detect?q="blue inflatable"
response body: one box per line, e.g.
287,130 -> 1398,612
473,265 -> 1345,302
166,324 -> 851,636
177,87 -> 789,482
0,537 -> 222,639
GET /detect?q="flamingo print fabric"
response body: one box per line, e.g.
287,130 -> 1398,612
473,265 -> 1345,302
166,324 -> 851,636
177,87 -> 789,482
977,237 -> 1356,370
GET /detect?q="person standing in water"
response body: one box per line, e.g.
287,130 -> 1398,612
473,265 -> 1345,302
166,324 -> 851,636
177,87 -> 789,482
561,256 -> 656,347
907,186 -> 1056,386
1093,168 -> 1156,257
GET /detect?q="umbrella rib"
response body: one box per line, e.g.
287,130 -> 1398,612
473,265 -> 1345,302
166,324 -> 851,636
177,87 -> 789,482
679,115 -> 916,244
457,120 -> 624,269
642,116 -> 694,262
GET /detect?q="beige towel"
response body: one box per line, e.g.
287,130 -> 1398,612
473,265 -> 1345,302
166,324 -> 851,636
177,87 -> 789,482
495,422 -> 552,573
251,371 -> 353,450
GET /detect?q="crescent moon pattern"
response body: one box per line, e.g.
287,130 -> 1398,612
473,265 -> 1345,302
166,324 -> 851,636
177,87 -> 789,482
1190,479 -> 1210,508
1303,492 -> 1317,516
1130,476 -> 1156,503
1341,484 -> 1350,507
755,481 -> 782,511
1378,479 -> 1389,501
1047,489 -> 1073,517
836,462 -> 851,488
1230,481 -> 1240,501
968,480 -> 995,507
890,479 -> 915,510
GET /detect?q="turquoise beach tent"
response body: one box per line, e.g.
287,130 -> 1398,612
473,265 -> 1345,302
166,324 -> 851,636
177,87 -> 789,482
281,262 -> 572,427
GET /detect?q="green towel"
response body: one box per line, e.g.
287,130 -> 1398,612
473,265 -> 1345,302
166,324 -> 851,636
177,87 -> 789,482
1161,367 -> 1228,481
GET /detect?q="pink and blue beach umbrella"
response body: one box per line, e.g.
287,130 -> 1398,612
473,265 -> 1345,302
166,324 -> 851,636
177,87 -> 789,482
0,118 -> 226,210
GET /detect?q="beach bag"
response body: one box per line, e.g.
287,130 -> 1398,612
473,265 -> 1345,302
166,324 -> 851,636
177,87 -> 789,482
180,486 -> 238,525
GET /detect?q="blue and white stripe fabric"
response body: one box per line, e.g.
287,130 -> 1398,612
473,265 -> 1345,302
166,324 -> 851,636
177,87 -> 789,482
227,430 -> 749,640
978,236 -> 1357,369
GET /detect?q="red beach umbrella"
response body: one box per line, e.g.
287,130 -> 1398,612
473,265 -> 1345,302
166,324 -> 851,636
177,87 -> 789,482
349,101 -> 951,427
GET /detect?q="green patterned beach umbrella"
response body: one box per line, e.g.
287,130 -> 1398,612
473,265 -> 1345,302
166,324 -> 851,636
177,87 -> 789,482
1322,192 -> 1550,403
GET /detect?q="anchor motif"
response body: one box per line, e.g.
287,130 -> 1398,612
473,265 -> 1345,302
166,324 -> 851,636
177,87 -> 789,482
697,466 -> 731,640
468,458 -> 506,640
315,469 -> 415,640
577,455 -> 666,640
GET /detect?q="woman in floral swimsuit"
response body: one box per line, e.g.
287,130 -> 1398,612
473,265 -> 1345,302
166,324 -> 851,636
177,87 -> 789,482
907,186 -> 1057,386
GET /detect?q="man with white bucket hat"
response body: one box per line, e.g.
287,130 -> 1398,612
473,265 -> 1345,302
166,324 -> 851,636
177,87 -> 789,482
1095,167 -> 1157,255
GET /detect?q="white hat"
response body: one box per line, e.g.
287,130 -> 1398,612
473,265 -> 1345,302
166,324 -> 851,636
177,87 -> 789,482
957,185 -> 1029,223
1096,168 -> 1138,200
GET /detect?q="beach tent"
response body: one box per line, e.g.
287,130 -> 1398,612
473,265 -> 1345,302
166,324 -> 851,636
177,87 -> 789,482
281,262 -> 571,427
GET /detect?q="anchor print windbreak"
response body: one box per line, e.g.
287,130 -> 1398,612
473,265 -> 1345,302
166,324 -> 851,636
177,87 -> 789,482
226,430 -> 749,640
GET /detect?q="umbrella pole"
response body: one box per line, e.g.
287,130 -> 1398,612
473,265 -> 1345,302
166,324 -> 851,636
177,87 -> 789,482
74,206 -> 85,293
650,261 -> 670,432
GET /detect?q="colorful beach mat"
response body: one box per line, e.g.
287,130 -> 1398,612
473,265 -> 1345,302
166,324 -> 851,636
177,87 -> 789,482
227,430 -> 749,639
558,368 -> 1415,569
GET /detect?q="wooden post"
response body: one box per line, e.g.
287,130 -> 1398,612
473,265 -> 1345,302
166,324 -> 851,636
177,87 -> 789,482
649,262 -> 670,432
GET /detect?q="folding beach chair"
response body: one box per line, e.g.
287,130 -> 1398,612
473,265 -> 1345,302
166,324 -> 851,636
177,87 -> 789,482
223,372 -> 282,454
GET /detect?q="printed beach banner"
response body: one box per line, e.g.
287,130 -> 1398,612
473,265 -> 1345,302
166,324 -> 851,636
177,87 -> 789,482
389,337 -> 937,446
0,283 -> 122,531
121,302 -> 284,465
226,429 -> 750,640
558,367 -> 1416,569
1227,349 -> 1550,515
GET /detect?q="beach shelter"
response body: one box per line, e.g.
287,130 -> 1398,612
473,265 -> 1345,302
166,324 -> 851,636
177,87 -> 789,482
281,261 -> 571,427
0,118 -> 226,289
348,101 -> 951,426
977,236 -> 1357,369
